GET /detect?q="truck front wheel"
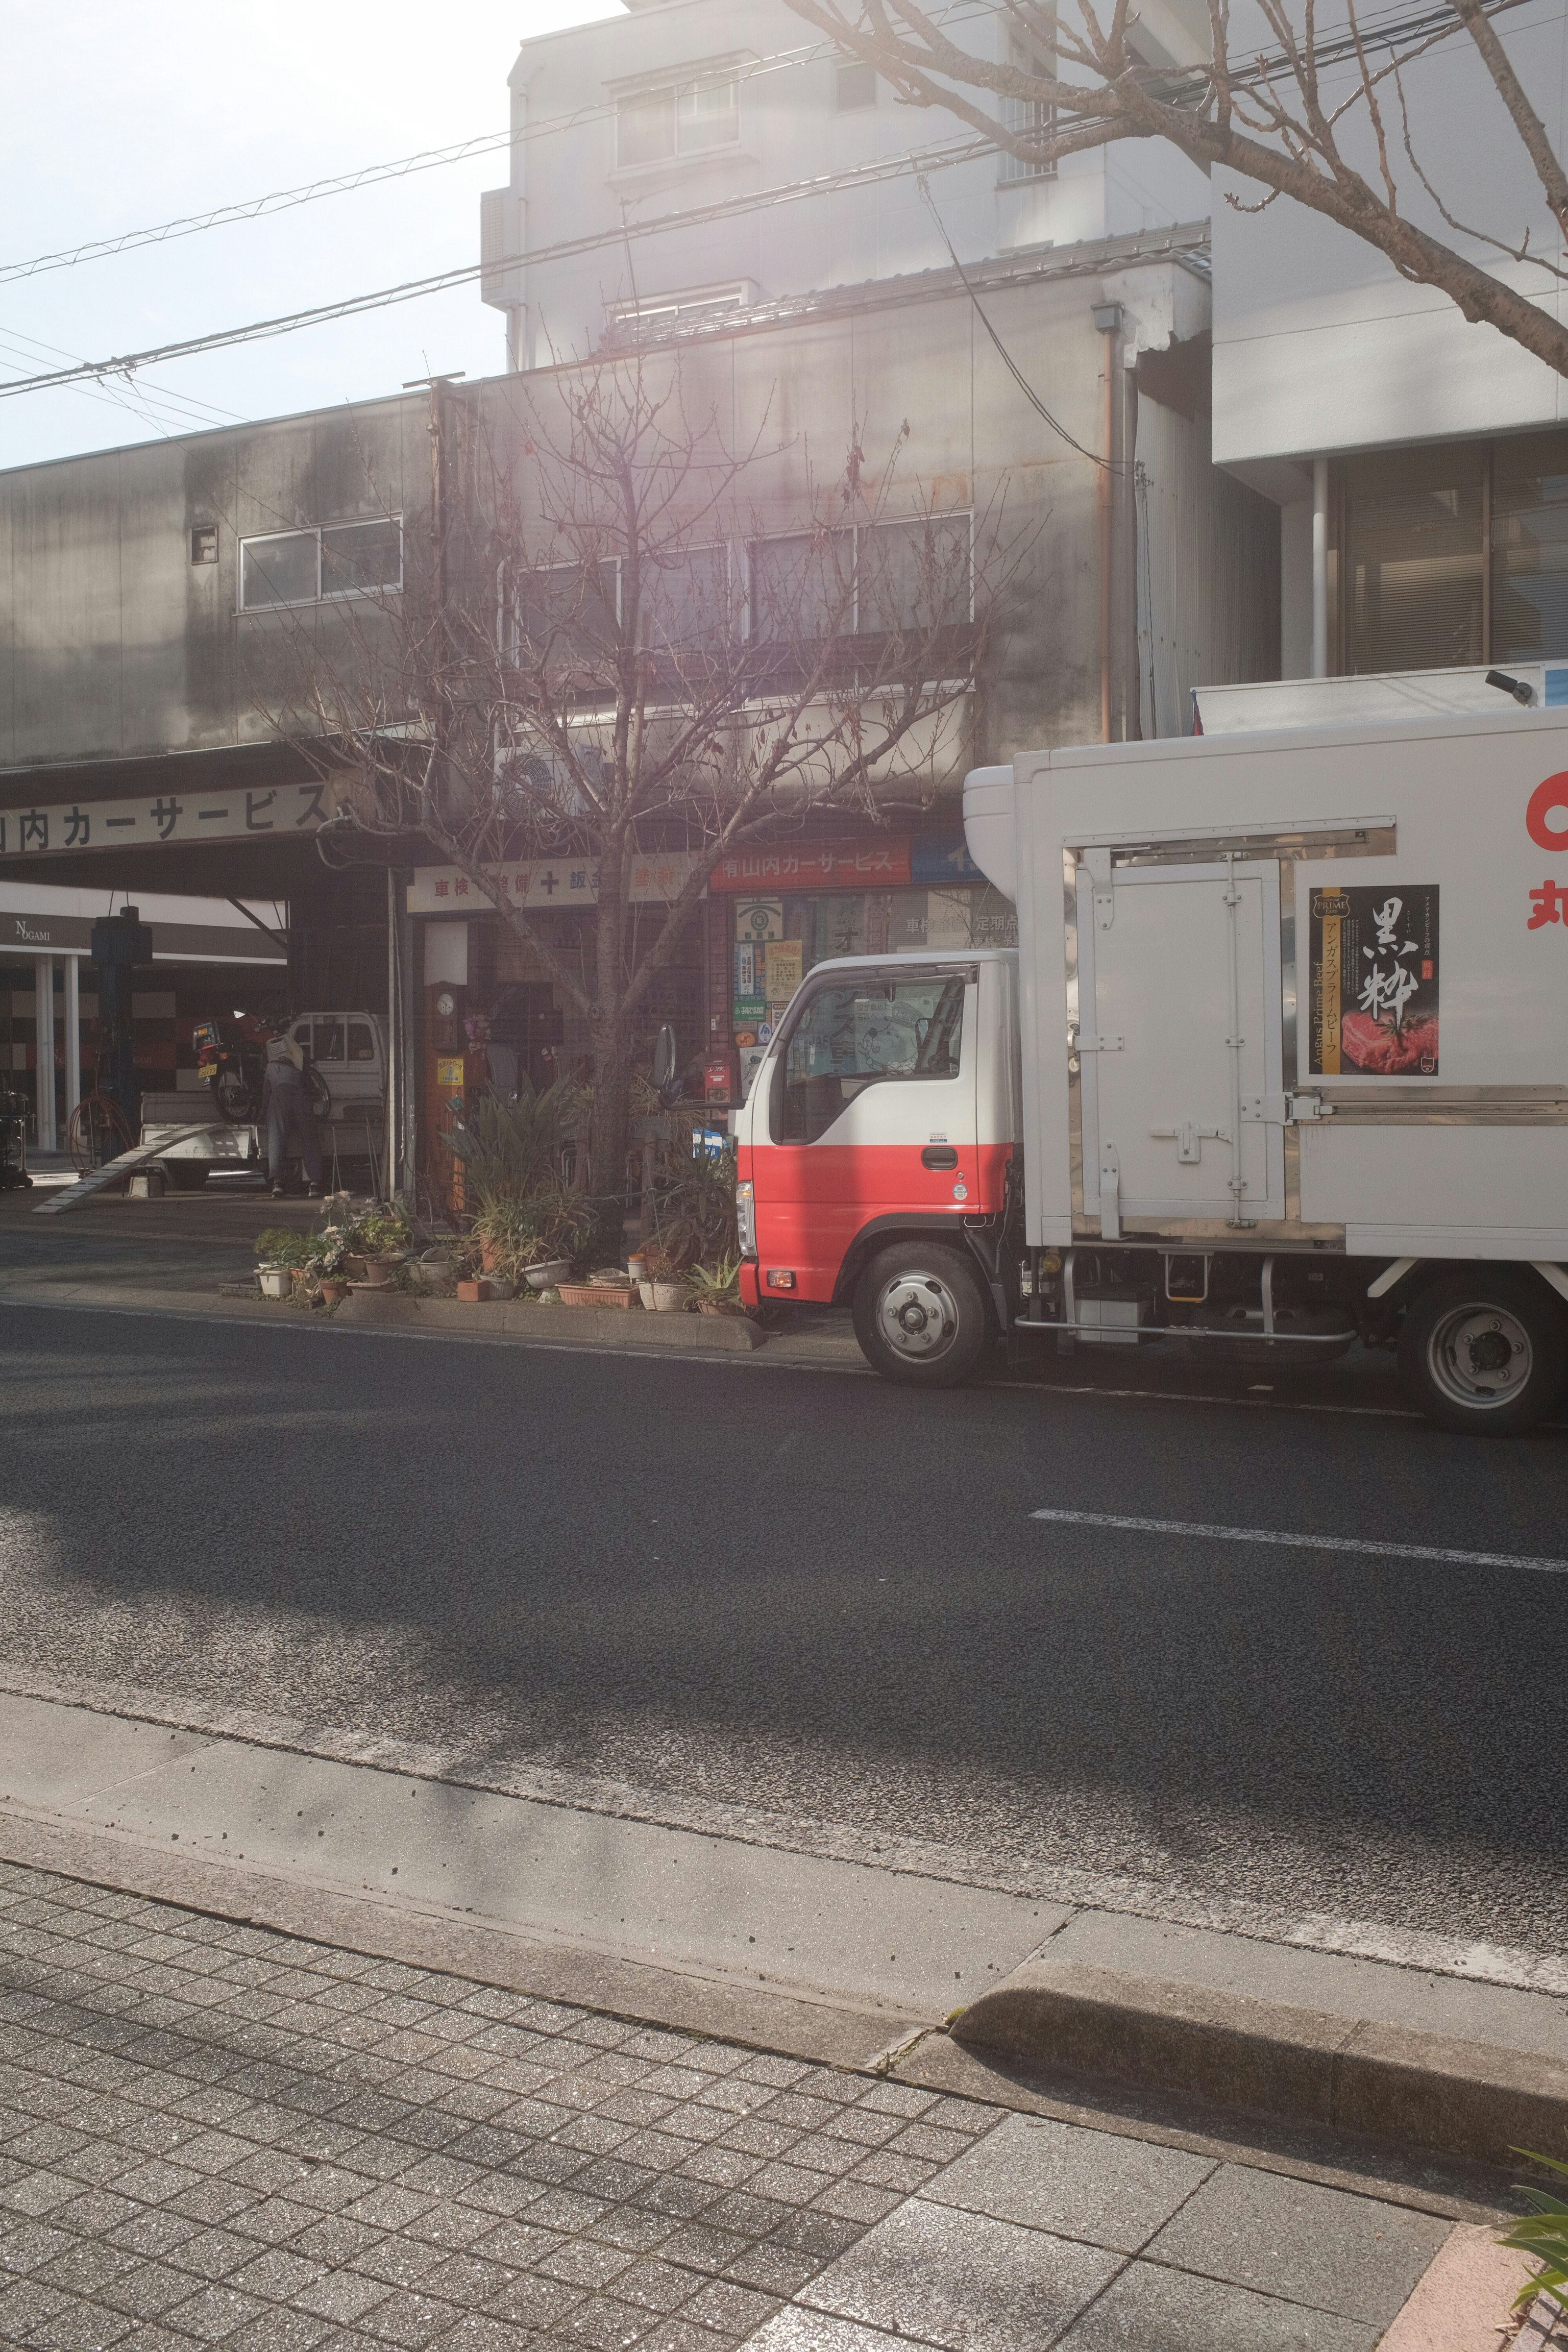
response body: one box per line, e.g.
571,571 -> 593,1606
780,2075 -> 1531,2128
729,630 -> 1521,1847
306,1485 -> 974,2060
1398,1270 -> 1566,1436
852,1242 -> 990,1388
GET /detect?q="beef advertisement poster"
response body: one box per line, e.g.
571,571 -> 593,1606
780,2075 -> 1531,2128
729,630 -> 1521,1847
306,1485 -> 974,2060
1309,886 -> 1439,1076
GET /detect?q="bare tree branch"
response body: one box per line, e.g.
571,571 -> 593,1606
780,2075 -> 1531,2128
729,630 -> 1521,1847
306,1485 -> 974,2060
785,0 -> 1568,379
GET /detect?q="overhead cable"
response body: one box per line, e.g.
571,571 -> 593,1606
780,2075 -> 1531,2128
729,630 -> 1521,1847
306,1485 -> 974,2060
0,136 -> 993,402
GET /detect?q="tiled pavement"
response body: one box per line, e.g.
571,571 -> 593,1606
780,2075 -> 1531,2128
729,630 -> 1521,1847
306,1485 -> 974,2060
0,1858 -> 1468,2350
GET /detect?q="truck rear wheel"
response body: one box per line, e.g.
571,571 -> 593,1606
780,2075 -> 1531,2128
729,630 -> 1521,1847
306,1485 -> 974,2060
1398,1270 -> 1565,1435
853,1241 -> 990,1388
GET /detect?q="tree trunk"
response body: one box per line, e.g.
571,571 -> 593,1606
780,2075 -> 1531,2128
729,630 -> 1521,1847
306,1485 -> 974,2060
586,1016 -> 632,1252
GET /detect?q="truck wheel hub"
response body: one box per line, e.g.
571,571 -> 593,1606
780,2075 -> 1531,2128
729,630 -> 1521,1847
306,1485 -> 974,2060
1428,1303 -> 1531,1408
879,1271 -> 958,1357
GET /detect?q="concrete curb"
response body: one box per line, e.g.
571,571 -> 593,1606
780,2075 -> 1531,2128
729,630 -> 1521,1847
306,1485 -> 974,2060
0,1805 -> 912,2073
950,1956 -> 1568,2168
332,1289 -> 766,1348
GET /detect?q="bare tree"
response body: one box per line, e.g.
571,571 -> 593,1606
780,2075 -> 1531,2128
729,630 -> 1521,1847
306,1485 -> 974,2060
278,358 -> 1006,1214
785,0 -> 1568,381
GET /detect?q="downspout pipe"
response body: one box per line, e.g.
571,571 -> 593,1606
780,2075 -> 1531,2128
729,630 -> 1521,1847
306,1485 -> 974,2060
1094,301 -> 1123,743
1312,456 -> 1329,679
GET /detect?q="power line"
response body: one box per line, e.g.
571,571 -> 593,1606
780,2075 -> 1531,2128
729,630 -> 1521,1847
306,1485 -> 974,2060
0,136 -> 993,403
0,1 -> 1010,286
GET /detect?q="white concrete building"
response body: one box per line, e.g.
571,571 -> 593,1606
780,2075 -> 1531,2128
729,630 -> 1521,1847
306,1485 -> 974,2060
1211,2 -> 1568,684
481,0 -> 1213,373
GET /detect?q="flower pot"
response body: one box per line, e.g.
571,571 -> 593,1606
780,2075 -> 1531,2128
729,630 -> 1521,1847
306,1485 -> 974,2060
258,1267 -> 288,1300
651,1281 -> 687,1313
558,1281 -> 633,1309
479,1242 -> 503,1276
319,1281 -> 349,1305
457,1278 -> 494,1303
347,1255 -> 398,1288
627,1256 -> 648,1283
525,1259 -> 573,1291
638,1281 -> 656,1311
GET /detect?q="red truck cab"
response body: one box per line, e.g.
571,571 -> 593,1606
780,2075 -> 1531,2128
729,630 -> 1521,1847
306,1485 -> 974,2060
734,950 -> 1020,1382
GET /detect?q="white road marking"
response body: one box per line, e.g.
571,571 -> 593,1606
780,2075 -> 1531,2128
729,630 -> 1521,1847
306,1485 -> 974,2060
1029,1506 -> 1568,1576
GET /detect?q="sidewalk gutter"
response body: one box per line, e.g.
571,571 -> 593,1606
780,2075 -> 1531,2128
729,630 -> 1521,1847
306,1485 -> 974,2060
951,1940 -> 1568,2170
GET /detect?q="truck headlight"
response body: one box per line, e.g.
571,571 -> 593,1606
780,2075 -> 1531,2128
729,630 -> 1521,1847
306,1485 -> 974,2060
736,1178 -> 756,1259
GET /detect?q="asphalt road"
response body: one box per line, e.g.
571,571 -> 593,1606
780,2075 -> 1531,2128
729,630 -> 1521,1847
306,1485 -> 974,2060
1,1300 -> 1564,1961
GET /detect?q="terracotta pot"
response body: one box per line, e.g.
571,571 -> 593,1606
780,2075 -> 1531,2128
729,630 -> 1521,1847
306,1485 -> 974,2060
558,1281 -> 634,1309
479,1242 -> 503,1275
347,1255 -> 398,1288
319,1281 -> 348,1305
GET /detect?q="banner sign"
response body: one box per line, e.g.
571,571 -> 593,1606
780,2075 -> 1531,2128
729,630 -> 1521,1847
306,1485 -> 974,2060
708,839 -> 912,891
1310,885 -> 1440,1075
0,780 -> 329,858
910,835 -> 983,886
407,852 -> 704,914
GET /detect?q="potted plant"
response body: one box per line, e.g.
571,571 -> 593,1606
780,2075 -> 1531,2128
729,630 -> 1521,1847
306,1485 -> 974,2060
254,1226 -> 314,1299
345,1204 -> 411,1286
642,1239 -> 688,1313
558,1266 -> 634,1308
687,1254 -> 748,1317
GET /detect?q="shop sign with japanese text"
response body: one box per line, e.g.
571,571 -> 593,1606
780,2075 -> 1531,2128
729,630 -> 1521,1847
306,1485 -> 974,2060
708,839 -> 912,891
0,781 -> 329,856
407,853 -> 704,914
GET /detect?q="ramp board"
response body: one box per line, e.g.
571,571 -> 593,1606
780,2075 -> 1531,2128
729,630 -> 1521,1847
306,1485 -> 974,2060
33,1126 -> 216,1215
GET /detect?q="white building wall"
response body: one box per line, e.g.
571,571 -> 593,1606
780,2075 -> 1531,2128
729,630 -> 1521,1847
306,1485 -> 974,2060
1211,0 -> 1568,470
489,0 -> 1211,369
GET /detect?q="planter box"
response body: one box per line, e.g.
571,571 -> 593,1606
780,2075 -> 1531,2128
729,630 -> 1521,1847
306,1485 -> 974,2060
457,1279 -> 493,1303
558,1282 -> 634,1309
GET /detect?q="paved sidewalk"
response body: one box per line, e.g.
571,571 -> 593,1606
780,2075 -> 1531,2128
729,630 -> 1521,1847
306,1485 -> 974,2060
0,1858 -> 1516,2352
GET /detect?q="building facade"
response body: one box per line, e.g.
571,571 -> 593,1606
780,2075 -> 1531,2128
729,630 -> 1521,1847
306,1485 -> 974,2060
1210,1 -> 1568,683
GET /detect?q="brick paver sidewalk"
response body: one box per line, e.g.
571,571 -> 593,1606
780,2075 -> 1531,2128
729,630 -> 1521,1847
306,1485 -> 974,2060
0,1858 -> 1478,2350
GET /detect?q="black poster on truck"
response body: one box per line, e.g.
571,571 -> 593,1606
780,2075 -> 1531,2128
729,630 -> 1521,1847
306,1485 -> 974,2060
1309,886 -> 1439,1076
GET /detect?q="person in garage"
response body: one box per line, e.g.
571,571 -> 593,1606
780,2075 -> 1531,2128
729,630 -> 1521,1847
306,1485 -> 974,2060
260,1022 -> 323,1199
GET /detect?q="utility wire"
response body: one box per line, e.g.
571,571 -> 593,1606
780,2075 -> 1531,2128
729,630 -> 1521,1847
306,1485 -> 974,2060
0,1 -> 1012,286
0,136 -> 993,402
916,175 -> 1115,469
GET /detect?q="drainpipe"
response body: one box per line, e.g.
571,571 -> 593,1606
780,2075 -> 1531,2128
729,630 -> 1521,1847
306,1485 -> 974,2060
1312,457 -> 1329,679
63,957 -> 80,1135
1094,301 -> 1123,742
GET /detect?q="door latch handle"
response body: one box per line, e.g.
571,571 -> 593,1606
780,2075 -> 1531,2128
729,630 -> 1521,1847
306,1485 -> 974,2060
921,1145 -> 959,1170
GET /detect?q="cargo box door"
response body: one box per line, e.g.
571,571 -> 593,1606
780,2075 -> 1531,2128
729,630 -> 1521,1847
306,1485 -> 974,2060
1077,859 -> 1285,1232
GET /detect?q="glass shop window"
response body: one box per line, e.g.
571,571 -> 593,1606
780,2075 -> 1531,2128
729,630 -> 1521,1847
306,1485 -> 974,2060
1493,433 -> 1568,664
1341,446 -> 1485,674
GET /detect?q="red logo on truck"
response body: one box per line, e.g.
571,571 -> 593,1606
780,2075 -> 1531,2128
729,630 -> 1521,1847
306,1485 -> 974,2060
1526,773 -> 1568,850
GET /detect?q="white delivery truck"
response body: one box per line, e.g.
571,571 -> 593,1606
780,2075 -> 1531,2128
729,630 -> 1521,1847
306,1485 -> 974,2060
733,705 -> 1568,1434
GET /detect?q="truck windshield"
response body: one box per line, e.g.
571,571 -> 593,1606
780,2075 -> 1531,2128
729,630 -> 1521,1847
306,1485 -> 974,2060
779,974 -> 964,1143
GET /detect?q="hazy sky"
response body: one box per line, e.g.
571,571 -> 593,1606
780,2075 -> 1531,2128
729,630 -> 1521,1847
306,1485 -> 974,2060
0,1 -> 622,472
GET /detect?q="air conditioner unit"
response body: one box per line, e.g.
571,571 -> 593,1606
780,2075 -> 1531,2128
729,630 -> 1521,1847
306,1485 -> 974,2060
493,729 -> 601,821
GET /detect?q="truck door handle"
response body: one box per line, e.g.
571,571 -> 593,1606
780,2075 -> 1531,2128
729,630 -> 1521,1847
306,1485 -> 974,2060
921,1145 -> 959,1170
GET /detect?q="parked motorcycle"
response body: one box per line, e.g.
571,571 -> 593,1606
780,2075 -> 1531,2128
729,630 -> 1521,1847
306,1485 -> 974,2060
195,1015 -> 330,1125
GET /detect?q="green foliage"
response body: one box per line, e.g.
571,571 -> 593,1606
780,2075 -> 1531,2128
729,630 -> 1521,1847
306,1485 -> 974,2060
254,1227 -> 315,1268
353,1205 -> 412,1257
446,1077 -> 582,1203
687,1253 -> 743,1306
652,1129 -> 737,1268
1503,2148 -> 1568,2313
469,1186 -> 599,1279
